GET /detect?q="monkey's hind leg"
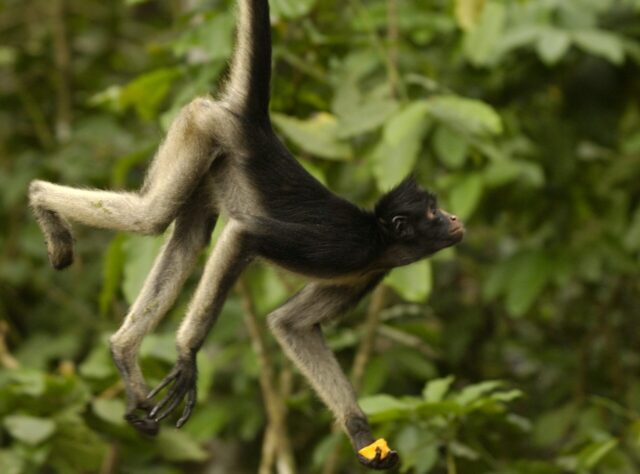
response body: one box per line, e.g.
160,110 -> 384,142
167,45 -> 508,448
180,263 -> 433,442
28,97 -> 235,269
267,281 -> 400,471
110,192 -> 217,435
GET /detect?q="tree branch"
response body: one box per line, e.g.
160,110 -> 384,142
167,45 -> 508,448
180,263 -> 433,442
237,278 -> 296,474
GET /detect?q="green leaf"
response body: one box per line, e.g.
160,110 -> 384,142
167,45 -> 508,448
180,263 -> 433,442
4,415 -> 55,445
463,1 -> 506,66
0,46 -> 17,66
504,251 -> 552,318
483,159 -> 544,188
456,380 -> 504,405
336,99 -> 399,138
0,450 -> 25,474
122,234 -> 164,305
79,342 -> 115,379
455,0 -> 487,31
271,0 -> 318,19
372,101 -> 431,190
537,29 -> 571,65
272,112 -> 351,160
140,333 -> 178,363
423,375 -> 455,402
496,25 -> 542,58
312,433 -> 342,469
100,234 -> 125,316
427,95 -> 502,137
415,400 -> 463,417
7,370 -> 46,397
489,389 -> 524,403
450,441 -> 480,460
449,173 -> 484,220
413,444 -> 438,474
120,68 -> 181,121
433,126 -> 468,169
576,439 -> 619,470
157,429 -> 209,462
359,395 -> 413,422
572,30 -> 625,64
244,265 -> 289,314
48,414 -> 108,472
385,260 -> 432,303
173,13 -> 234,61
92,399 -> 126,426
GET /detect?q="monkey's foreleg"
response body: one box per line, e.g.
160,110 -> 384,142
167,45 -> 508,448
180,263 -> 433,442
147,220 -> 250,427
110,203 -> 217,435
267,282 -> 399,471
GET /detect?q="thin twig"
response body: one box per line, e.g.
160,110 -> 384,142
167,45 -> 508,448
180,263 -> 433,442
446,444 -> 457,474
350,286 -> 388,391
238,278 -> 296,474
98,380 -> 124,400
260,425 -> 277,474
349,0 -> 406,100
99,444 -> 119,474
377,325 -> 441,360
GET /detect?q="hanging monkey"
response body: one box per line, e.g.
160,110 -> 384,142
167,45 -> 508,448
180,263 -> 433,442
29,0 -> 465,469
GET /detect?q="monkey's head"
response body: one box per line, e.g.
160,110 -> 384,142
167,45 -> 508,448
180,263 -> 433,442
375,177 -> 464,265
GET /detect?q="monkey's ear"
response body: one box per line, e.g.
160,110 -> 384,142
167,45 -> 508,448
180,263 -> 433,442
392,215 -> 412,239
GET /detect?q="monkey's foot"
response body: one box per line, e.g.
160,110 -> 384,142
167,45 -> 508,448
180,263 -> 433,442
357,439 -> 399,470
29,181 -> 75,270
124,399 -> 159,437
147,356 -> 197,428
45,226 -> 74,270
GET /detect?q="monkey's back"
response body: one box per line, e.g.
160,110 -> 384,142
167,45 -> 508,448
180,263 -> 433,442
209,130 -> 385,277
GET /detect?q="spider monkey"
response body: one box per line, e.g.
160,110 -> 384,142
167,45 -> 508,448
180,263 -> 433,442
29,0 -> 464,470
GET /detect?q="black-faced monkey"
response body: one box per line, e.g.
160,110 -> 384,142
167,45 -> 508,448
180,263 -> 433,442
29,0 -> 464,469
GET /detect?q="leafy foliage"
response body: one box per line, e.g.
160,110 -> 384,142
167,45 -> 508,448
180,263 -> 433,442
1,0 -> 639,472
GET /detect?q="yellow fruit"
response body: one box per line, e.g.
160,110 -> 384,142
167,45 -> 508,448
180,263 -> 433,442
358,438 -> 391,460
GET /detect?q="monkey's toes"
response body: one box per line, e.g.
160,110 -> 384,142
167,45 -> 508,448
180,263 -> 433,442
147,357 -> 198,427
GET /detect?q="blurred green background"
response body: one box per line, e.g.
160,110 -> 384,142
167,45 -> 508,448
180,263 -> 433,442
1,0 -> 640,473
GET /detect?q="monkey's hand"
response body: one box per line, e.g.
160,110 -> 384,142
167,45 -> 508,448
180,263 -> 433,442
357,439 -> 400,470
147,356 -> 197,428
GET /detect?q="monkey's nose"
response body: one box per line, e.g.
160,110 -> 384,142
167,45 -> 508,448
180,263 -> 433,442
450,214 -> 458,221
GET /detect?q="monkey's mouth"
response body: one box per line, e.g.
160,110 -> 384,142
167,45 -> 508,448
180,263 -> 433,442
449,221 -> 465,241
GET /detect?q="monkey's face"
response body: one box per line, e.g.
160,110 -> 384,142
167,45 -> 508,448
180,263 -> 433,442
387,204 -> 465,259
415,206 -> 465,253
374,177 -> 465,266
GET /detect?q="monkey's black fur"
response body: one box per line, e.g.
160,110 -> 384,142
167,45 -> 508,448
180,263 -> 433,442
30,1 -> 464,471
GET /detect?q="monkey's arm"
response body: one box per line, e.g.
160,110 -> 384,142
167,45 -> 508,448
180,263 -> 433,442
147,220 -> 251,426
267,280 -> 400,470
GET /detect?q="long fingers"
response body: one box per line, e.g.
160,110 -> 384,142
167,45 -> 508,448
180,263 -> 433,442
147,371 -> 177,400
177,388 -> 197,428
